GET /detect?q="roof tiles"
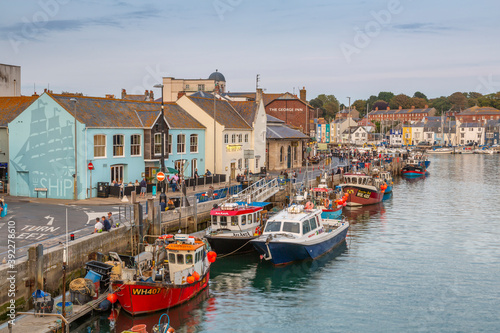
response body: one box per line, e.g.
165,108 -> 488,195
0,96 -> 38,127
187,96 -> 251,129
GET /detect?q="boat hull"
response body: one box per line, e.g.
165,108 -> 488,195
343,186 -> 384,206
402,165 -> 426,178
205,234 -> 257,255
112,271 -> 210,315
252,226 -> 348,265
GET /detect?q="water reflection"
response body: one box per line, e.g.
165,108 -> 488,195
343,202 -> 385,224
251,242 -> 348,292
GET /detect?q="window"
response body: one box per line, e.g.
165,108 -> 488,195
244,158 -> 249,170
220,216 -> 227,227
94,134 -> 106,158
294,147 -> 298,161
154,133 -> 162,156
244,134 -> 248,142
186,254 -> 193,264
238,134 -> 242,143
176,254 -> 184,264
248,214 -> 253,224
461,133 -> 465,138
113,134 -> 124,157
198,84 -> 205,91
477,133 -> 481,139
280,147 -> 284,162
211,216 -> 217,226
177,134 -> 185,153
169,253 -> 176,264
130,134 -> 141,156
283,222 -> 300,233
241,215 -> 246,226
190,134 -> 198,153
224,134 -> 228,143
185,84 -> 190,89
231,216 -> 238,226
302,220 -> 311,234
255,157 -> 259,169
232,134 -> 236,143
110,165 -> 124,183
174,160 -> 185,173
238,158 -> 242,170
309,218 -> 317,230
168,134 -> 172,154
264,221 -> 281,232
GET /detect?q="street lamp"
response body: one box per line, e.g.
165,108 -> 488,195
70,98 -> 78,200
153,84 -> 167,202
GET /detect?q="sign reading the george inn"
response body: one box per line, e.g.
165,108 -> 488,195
268,107 -> 304,112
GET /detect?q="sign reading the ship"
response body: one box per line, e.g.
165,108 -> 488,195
356,190 -> 371,199
132,288 -> 161,296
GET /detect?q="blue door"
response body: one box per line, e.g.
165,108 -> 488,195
287,146 -> 291,169
17,171 -> 30,197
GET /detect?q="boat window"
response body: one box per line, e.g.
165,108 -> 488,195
302,220 -> 311,234
220,216 -> 227,227
309,218 -> 317,230
283,222 -> 300,234
241,214 -> 246,225
177,254 -> 184,264
169,253 -> 176,264
248,214 -> 253,224
264,221 -> 281,232
186,254 -> 193,264
211,216 -> 217,226
353,178 -> 357,184
231,216 -> 238,226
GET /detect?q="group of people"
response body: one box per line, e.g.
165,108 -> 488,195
93,212 -> 120,233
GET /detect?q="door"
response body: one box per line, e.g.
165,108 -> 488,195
110,165 -> 124,183
191,159 -> 197,177
230,162 -> 236,180
17,171 -> 30,197
287,146 -> 292,169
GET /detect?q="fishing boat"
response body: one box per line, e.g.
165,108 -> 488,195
378,170 -> 393,196
427,147 -> 452,154
251,204 -> 349,265
401,158 -> 426,178
342,173 -> 387,206
110,234 -> 214,315
309,173 -> 346,219
205,202 -> 265,255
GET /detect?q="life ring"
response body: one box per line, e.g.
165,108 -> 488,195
324,199 -> 330,208
254,226 -> 261,236
305,201 -> 313,210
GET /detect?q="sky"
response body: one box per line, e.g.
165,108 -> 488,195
1,0 -> 500,105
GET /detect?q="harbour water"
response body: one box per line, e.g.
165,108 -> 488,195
75,154 -> 500,332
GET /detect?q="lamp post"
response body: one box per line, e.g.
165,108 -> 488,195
153,84 -> 167,199
213,78 -> 219,181
70,98 -> 78,200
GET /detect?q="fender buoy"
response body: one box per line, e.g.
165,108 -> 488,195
159,234 -> 174,239
324,199 -> 330,208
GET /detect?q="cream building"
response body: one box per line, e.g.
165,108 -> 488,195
161,70 -> 226,102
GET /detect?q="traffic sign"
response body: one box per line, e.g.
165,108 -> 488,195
88,162 -> 94,170
156,172 -> 165,181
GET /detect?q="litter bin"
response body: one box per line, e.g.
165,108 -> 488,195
97,182 -> 109,198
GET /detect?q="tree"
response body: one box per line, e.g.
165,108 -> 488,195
429,96 -> 451,115
372,100 -> 389,110
378,91 -> 395,103
367,95 -> 378,110
409,97 -> 427,108
413,91 -> 428,100
448,92 -> 468,111
352,99 -> 366,114
389,94 -> 411,109
311,94 -> 339,121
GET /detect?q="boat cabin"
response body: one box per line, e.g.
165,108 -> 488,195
262,205 -> 323,238
210,203 -> 263,231
343,173 -> 385,190
165,234 -> 206,285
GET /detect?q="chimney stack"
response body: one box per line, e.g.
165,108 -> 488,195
150,90 -> 154,101
299,87 -> 306,102
256,88 -> 263,105
121,89 -> 126,99
375,107 -> 379,111
387,106 -> 390,110
398,106 -> 402,110
425,104 -> 428,109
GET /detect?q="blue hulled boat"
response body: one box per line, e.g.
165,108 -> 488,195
402,158 -> 427,178
251,205 -> 349,265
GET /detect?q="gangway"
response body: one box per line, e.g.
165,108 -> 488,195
225,178 -> 281,204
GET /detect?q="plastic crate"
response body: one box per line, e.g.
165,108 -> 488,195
85,261 -> 113,291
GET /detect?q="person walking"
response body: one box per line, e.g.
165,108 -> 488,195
139,177 -> 147,197
193,168 -> 199,190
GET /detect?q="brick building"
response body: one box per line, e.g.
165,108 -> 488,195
456,106 -> 500,124
368,106 -> 436,123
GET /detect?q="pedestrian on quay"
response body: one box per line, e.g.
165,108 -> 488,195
108,212 -> 119,228
193,168 -> 199,190
93,218 -> 103,234
139,177 -> 147,197
207,185 -> 214,200
171,175 -> 178,192
101,216 -> 111,232
0,197 -> 5,219
167,198 -> 175,210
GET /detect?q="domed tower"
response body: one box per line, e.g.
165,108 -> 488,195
208,69 -> 226,93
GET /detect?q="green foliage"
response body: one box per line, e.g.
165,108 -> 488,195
310,94 -> 339,121
377,91 -> 395,103
409,97 -> 427,108
429,96 -> 451,115
352,99 -> 366,114
372,100 -> 389,110
413,91 -> 428,100
389,94 -> 411,109
448,92 -> 468,111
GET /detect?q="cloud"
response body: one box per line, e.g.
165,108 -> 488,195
392,23 -> 453,33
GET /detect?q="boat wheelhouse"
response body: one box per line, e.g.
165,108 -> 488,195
251,205 -> 349,265
342,173 -> 386,206
401,158 -> 426,178
205,202 -> 265,255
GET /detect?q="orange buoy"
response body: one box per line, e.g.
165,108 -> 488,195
187,276 -> 195,284
192,271 -> 200,281
107,293 -> 118,304
207,251 -> 217,263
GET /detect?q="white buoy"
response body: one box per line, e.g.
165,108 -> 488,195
121,195 -> 129,202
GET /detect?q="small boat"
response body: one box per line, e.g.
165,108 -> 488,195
110,234 -> 214,315
401,158 -> 426,178
378,171 -> 393,196
251,204 -> 349,265
427,147 -> 452,154
205,202 -> 266,255
309,173 -> 345,219
342,173 -> 387,206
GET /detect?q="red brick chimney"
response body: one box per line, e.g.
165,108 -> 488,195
375,107 -> 379,111
398,106 -> 402,110
149,90 -> 154,100
425,104 -> 428,109
299,87 -> 306,102
387,106 -> 390,110
121,89 -> 126,99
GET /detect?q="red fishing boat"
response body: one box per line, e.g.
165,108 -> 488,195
110,234 -> 215,315
342,173 -> 387,206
